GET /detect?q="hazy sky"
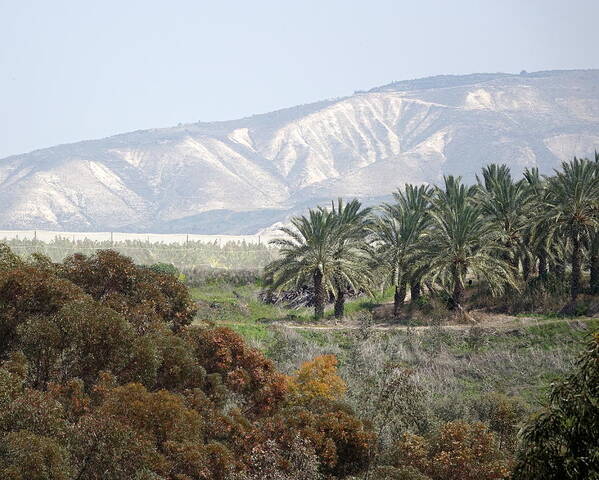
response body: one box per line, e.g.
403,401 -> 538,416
1,0 -> 598,159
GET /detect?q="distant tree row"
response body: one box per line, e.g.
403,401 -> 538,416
266,154 -> 599,319
3,237 -> 276,270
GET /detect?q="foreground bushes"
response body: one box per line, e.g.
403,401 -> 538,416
0,246 -> 374,479
1,245 -> 596,478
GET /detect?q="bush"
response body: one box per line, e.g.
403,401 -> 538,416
469,393 -> 529,452
513,332 -> 599,480
0,245 -> 375,479
393,422 -> 511,480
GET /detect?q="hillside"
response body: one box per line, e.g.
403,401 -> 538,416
1,69 -> 598,234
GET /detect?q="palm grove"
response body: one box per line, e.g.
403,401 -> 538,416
265,155 -> 599,320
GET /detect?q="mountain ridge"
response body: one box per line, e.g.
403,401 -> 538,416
1,69 -> 598,234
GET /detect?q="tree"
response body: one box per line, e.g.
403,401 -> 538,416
266,204 -> 372,320
371,185 -> 432,317
0,243 -> 23,272
521,167 -> 549,281
0,244 -> 378,479
186,326 -> 288,416
0,266 -> 84,358
60,250 -> 197,332
513,332 -> 599,480
288,354 -> 347,402
589,230 -> 599,295
394,422 -> 511,480
416,176 -> 516,312
476,164 -> 528,271
590,151 -> 599,294
538,157 -> 599,299
327,198 -> 373,319
18,298 -> 134,388
265,208 -> 338,319
0,431 -> 73,480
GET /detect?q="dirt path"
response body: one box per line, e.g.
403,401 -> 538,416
220,313 -> 595,334
281,317 -> 591,332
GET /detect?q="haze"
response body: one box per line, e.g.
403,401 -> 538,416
0,0 -> 598,159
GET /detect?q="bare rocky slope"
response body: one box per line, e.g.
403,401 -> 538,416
1,69 -> 598,234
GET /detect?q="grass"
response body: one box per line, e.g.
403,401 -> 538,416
188,280 -> 394,352
380,319 -> 597,404
189,280 -> 598,407
190,282 -> 394,326
187,278 -> 599,433
190,281 -> 310,341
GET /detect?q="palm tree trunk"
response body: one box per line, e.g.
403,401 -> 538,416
511,254 -> 520,273
538,251 -> 547,279
571,234 -> 582,300
393,282 -> 406,317
452,266 -> 465,309
313,270 -> 325,320
522,255 -> 531,282
410,281 -> 421,302
551,259 -> 565,278
334,290 -> 345,319
591,233 -> 599,295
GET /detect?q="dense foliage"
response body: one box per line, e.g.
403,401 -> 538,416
513,332 -> 599,479
266,155 -> 599,319
265,201 -> 373,320
0,247 -> 375,479
1,155 -> 598,478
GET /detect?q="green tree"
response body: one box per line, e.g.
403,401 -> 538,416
476,164 -> 528,272
266,204 -> 371,320
521,167 -> 549,281
392,184 -> 433,302
371,185 -> 432,317
538,157 -> 599,299
327,198 -> 373,319
266,208 -> 338,319
416,176 -> 516,312
589,151 -> 599,294
0,431 -> 73,480
513,332 -> 599,479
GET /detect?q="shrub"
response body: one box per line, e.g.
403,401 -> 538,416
0,244 -> 379,478
393,422 -> 511,480
469,393 -> 529,452
513,332 -> 599,480
288,354 -> 347,403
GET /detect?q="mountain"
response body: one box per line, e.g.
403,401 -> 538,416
1,69 -> 598,234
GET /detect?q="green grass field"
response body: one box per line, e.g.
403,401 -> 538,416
190,280 -> 598,407
190,281 -> 395,342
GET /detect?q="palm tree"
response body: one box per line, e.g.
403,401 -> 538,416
327,198 -> 373,319
265,208 -> 339,319
265,200 -> 373,320
590,152 -> 599,294
522,167 -> 548,281
416,176 -> 516,312
392,184 -> 433,301
370,184 -> 432,317
538,157 -> 599,299
588,231 -> 599,294
476,164 -> 528,271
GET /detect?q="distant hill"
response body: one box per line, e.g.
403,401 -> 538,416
1,69 -> 598,234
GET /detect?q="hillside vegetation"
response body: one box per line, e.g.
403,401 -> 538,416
264,155 -> 599,323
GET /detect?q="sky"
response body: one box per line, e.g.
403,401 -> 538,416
1,0 -> 598,159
